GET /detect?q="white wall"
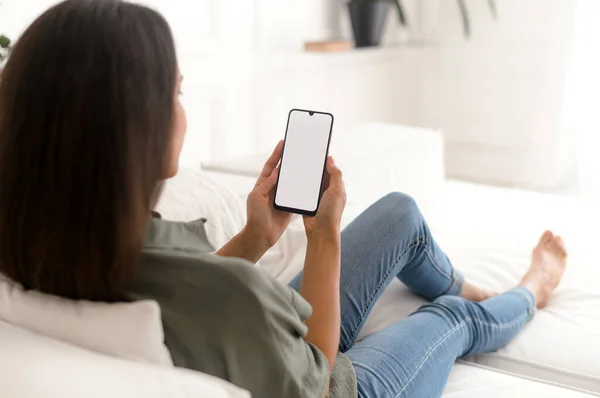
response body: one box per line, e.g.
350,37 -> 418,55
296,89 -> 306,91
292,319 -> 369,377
0,0 -> 423,168
0,0 -> 581,191
417,0 -> 577,190
0,0 -> 58,37
173,0 -> 422,166
564,0 -> 600,198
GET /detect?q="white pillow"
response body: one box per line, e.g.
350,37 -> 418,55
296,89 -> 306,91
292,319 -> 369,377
0,320 -> 250,398
0,274 -> 172,366
157,168 -> 246,249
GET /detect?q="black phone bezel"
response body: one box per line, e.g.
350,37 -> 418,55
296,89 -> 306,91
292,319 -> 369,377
273,108 -> 334,217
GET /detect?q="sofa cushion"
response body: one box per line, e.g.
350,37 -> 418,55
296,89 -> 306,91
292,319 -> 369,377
0,275 -> 172,366
0,320 -> 249,398
444,363 -> 593,397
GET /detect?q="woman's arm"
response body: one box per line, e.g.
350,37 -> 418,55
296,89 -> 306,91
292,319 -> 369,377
216,141 -> 292,264
300,229 -> 341,374
216,226 -> 270,263
301,157 -> 346,374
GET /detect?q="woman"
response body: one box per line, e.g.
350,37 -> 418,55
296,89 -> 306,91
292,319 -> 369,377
0,1 -> 567,397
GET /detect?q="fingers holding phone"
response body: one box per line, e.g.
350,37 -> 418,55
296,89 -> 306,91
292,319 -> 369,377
254,140 -> 283,190
303,156 -> 346,238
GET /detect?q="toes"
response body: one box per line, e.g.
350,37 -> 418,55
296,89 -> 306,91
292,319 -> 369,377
555,236 -> 564,246
557,243 -> 568,259
560,249 -> 568,259
539,230 -> 554,247
550,236 -> 568,258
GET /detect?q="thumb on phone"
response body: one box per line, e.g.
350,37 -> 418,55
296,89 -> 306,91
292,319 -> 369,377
325,157 -> 343,192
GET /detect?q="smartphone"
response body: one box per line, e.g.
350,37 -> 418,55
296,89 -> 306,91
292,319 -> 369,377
274,109 -> 334,216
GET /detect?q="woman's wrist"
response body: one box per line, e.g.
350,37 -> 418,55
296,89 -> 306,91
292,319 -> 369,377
306,225 -> 341,245
240,223 -> 272,253
216,224 -> 271,264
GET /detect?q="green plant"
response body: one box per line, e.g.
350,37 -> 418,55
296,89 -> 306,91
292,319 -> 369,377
392,0 -> 407,27
360,0 -> 497,38
0,34 -> 11,61
456,0 -> 497,36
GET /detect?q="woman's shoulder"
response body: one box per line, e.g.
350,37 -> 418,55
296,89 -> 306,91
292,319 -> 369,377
134,247 -> 300,316
139,244 -> 267,285
131,251 -> 307,350
141,217 -> 282,297
143,217 -> 215,253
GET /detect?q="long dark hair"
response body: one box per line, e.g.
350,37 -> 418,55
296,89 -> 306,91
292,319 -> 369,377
0,0 -> 178,301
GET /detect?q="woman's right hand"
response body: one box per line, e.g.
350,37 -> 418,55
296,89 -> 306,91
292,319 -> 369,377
303,157 -> 346,239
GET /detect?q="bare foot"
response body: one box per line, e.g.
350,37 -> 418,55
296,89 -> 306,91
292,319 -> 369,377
460,281 -> 497,302
519,230 -> 567,308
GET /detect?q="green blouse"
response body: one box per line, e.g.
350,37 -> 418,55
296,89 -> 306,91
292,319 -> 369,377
128,218 -> 358,398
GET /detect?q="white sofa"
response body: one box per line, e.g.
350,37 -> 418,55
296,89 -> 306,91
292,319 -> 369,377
1,123 -> 598,397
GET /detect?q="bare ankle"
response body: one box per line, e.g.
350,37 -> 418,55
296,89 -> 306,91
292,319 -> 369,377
460,281 -> 495,302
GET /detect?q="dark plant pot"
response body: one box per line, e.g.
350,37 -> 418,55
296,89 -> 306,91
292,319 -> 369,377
348,0 -> 391,48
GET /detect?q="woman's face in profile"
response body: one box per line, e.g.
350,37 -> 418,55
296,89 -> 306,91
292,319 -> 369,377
166,72 -> 187,178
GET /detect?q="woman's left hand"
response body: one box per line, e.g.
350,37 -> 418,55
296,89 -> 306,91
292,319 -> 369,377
244,141 -> 292,250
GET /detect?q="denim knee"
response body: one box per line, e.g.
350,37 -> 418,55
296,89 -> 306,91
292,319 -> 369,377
423,296 -> 472,323
377,192 -> 423,223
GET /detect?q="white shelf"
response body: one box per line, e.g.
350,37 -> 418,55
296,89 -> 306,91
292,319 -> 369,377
252,41 -> 436,72
179,41 -> 437,87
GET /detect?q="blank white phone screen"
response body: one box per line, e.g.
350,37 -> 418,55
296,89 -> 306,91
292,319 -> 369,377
275,110 -> 333,212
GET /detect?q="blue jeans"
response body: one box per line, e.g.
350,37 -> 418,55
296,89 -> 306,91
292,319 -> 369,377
289,193 -> 536,398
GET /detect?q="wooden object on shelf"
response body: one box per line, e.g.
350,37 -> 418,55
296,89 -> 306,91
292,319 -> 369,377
303,40 -> 352,53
